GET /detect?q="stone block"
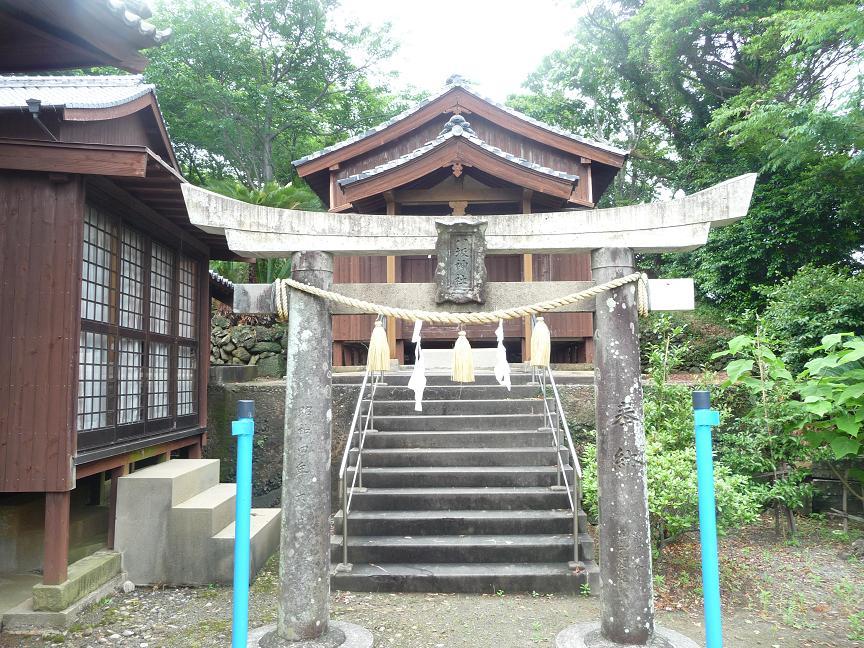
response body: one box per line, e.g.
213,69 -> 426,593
251,341 -> 282,354
32,551 -> 120,612
256,353 -> 286,377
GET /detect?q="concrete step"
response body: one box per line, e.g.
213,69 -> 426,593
211,508 -> 281,585
115,459 -> 223,585
365,399 -> 547,416
331,561 -> 599,594
331,534 -> 586,564
347,466 -> 572,488
362,429 -> 553,449
335,373 -> 538,387
170,483 -> 237,536
348,487 -> 571,511
118,459 -> 221,507
351,447 -> 566,468
367,384 -> 543,401
373,413 -> 552,432
333,509 -> 587,536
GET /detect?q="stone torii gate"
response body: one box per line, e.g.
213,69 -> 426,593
183,174 -> 756,648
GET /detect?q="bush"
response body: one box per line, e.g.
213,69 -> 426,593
639,310 -> 734,373
580,370 -> 762,552
761,265 -> 864,372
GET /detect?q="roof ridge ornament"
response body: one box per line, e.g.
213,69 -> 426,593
438,114 -> 476,138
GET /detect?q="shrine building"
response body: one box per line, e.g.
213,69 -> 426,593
293,78 -> 628,366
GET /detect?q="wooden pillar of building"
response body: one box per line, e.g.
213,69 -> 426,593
522,190 -> 533,362
384,192 -> 403,364
43,491 -> 71,585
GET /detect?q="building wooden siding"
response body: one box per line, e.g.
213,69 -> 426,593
0,171 -> 84,492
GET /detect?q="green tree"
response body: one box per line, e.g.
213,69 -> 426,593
511,0 -> 864,308
146,0 -> 401,186
207,179 -> 324,284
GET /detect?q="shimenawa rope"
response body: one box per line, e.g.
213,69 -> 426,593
274,272 -> 649,323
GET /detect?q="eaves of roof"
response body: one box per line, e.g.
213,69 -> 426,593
337,128 -> 579,188
294,82 -> 627,168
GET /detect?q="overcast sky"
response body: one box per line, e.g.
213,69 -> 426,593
333,0 -> 579,102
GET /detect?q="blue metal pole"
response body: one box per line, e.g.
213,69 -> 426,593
693,390 -> 723,648
231,400 -> 255,648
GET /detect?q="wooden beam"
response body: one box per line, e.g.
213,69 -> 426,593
43,491 -> 70,585
385,193 -> 398,360
522,189 -> 534,360
394,187 -> 522,204
0,139 -> 148,177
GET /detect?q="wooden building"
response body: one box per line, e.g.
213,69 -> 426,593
0,74 -> 228,587
293,79 -> 627,365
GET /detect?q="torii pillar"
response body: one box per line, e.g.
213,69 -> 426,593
555,247 -> 697,647
251,251 -> 372,647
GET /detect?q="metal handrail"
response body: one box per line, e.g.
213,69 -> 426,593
531,317 -> 584,563
336,366 -> 384,569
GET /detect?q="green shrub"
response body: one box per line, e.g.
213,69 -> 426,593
761,265 -> 864,372
639,310 -> 734,373
580,379 -> 762,552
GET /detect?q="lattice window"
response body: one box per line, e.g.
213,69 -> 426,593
117,338 -> 143,424
178,256 -> 197,339
149,242 -> 174,335
177,345 -> 197,416
148,341 -> 170,419
78,202 -> 203,446
81,207 -> 117,323
78,331 -> 113,430
119,227 -> 145,330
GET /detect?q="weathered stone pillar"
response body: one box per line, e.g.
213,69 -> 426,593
254,252 -> 372,647
277,251 -> 333,641
592,247 -> 653,645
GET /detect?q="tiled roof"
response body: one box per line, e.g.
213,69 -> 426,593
0,75 -> 154,110
105,0 -> 172,45
294,80 -> 627,167
209,269 -> 235,290
338,115 -> 579,187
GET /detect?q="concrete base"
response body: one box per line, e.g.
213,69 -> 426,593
1,573 -> 125,632
249,621 -> 373,647
32,550 -> 120,611
555,623 -> 700,648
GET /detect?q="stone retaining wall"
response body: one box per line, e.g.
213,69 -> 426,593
210,314 -> 287,377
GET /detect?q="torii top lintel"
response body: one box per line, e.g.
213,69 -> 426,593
181,173 -> 757,258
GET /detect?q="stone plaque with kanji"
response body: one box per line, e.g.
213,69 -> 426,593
434,219 -> 488,304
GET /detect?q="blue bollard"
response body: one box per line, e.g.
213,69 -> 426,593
693,390 -> 723,648
231,400 -> 255,648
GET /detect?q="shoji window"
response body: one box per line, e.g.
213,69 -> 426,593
77,205 -> 203,450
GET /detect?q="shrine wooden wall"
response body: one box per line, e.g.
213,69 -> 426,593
0,171 -> 84,492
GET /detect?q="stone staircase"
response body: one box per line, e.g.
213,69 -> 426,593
331,371 -> 599,594
114,459 -> 280,586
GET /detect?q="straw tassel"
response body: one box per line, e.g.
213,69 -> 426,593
451,330 -> 475,383
367,320 -> 390,372
530,316 -> 551,367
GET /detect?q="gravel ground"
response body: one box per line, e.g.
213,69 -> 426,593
1,515 -> 861,647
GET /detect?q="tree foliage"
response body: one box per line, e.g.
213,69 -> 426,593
509,0 -> 864,309
146,0 -> 403,186
761,265 -> 864,371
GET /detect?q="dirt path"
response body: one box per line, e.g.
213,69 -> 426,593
1,516 -> 861,647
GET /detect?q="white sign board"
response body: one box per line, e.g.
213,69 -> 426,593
647,278 -> 695,311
